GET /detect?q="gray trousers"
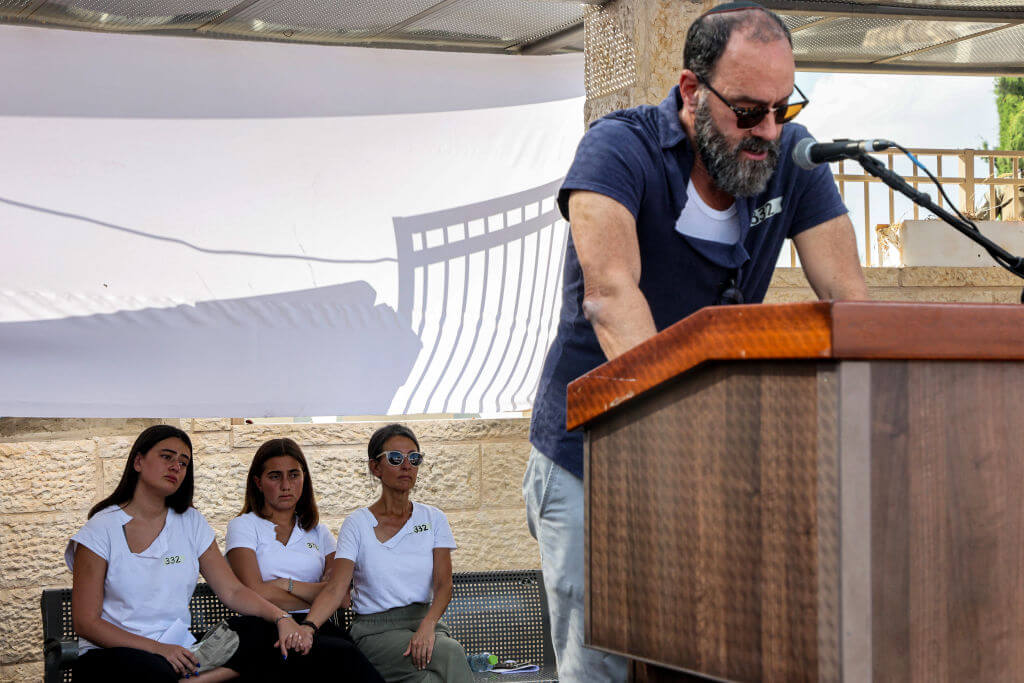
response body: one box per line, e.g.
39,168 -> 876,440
523,447 -> 628,683
350,603 -> 474,683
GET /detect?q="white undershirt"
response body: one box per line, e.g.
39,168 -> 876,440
673,181 -> 742,244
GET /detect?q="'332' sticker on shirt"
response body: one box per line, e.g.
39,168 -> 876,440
750,197 -> 783,227
413,524 -> 431,533
163,555 -> 184,565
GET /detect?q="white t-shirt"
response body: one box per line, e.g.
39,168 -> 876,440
65,505 -> 216,653
225,512 -> 336,613
335,503 -> 456,615
673,181 -> 742,244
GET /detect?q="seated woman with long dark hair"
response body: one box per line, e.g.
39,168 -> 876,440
225,437 -> 383,681
66,425 -> 307,682
298,424 -> 474,683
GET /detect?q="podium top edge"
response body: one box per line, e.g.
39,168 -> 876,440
565,301 -> 1024,431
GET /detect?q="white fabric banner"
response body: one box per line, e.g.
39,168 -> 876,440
0,25 -> 583,417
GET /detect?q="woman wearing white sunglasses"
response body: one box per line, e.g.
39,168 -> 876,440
298,424 -> 473,682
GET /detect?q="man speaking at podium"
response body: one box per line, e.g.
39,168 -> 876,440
523,3 -> 869,680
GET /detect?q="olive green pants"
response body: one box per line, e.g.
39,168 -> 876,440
350,603 -> 474,683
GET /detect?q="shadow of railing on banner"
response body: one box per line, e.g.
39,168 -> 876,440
390,179 -> 568,416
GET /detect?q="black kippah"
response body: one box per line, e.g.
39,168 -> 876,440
701,1 -> 768,17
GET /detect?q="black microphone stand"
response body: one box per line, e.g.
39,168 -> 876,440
855,152 -> 1024,304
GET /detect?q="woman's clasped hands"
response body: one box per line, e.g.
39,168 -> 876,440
274,615 -> 313,657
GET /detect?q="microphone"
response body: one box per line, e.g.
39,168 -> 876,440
792,138 -> 894,169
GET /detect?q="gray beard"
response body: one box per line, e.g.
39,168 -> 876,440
694,96 -> 780,198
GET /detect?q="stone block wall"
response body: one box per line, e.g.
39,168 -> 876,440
0,418 -> 537,681
765,266 -> 1023,304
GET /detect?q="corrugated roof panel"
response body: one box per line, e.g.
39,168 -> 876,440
890,20 -> 1024,63
782,14 -> 827,30
793,16 -> 1005,62
210,0 -> 443,42
395,0 -> 583,48
29,0 -> 235,29
0,0 -> 33,13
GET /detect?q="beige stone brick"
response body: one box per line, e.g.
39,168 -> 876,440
192,431 -> 232,456
412,419 -> 530,443
0,418 -> 170,442
0,514 -> 79,588
319,516 -> 346,538
192,455 -> 249,524
768,268 -> 811,289
233,424 -> 377,448
863,268 -> 901,286
0,588 -> 43,664
0,441 -> 97,514
880,287 -> 1002,303
413,445 -> 480,511
101,457 -> 128,498
93,435 -> 135,461
990,289 -> 1023,304
191,418 -> 232,433
0,661 -> 43,682
304,447 -> 380,517
639,0 -> 697,106
97,431 -> 230,459
584,89 -> 633,125
481,443 -> 531,508
762,288 -> 816,304
447,509 -> 540,573
899,266 -> 1022,288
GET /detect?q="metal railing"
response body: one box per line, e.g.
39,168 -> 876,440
792,148 -> 1024,267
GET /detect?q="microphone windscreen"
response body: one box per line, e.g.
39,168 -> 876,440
792,137 -> 818,171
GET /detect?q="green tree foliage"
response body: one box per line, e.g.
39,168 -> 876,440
996,77 -> 1024,174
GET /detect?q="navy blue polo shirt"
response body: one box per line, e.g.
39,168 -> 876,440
530,85 -> 846,479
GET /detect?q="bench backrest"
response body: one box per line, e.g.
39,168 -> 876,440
42,569 -> 554,682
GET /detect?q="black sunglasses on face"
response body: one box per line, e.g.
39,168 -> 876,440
696,75 -> 809,129
375,450 -> 424,467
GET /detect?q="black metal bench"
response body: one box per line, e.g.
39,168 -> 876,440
42,569 -> 557,682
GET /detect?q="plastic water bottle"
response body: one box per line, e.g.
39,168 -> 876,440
467,652 -> 498,672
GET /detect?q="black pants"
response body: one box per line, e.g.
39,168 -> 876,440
74,617 -> 384,682
73,646 -> 178,682
227,615 -> 384,682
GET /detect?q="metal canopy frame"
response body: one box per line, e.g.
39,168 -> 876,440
0,0 -> 603,54
3,0 -> 1024,72
766,0 -> 1024,75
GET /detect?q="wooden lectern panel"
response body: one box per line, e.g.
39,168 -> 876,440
585,356 -> 1024,682
587,361 -> 839,681
869,361 -> 1024,681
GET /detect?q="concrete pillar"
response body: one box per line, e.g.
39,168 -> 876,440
583,0 -> 719,123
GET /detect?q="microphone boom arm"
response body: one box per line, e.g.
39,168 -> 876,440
854,152 -> 1024,303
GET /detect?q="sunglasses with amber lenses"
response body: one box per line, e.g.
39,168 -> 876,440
374,450 -> 424,467
697,75 -> 809,129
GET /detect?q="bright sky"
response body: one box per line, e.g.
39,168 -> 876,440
796,72 -> 998,149
788,72 -> 1001,264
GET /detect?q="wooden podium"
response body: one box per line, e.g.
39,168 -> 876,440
567,302 -> 1024,682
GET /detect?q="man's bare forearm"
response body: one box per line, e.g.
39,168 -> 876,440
583,288 -> 658,360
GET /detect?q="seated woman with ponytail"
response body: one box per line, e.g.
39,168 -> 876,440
66,425 -> 307,683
